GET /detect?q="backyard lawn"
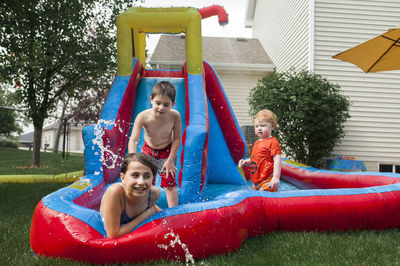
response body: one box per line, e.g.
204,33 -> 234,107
0,147 -> 84,175
0,147 -> 399,265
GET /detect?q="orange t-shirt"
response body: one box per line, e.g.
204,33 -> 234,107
250,137 -> 281,183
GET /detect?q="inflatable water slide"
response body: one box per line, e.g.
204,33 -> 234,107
30,6 -> 400,264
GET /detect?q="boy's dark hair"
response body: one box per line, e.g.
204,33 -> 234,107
151,81 -> 176,102
121,153 -> 157,177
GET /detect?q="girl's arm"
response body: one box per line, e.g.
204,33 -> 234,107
100,186 -> 160,238
117,187 -> 161,237
117,208 -> 157,237
100,185 -> 125,238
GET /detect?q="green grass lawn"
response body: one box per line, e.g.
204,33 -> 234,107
0,147 -> 84,175
1,182 -> 399,265
0,147 -> 399,265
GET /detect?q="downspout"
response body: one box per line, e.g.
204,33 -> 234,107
198,5 -> 229,25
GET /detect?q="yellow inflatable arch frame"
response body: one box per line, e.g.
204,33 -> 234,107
117,7 -> 202,76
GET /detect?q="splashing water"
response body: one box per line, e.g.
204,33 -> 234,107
158,230 -> 195,265
91,119 -> 131,171
92,119 -> 113,168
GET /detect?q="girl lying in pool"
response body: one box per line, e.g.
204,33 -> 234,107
100,153 -> 161,238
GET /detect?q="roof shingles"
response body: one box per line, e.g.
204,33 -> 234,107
150,35 -> 274,66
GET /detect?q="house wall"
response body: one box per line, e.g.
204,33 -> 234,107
252,0 -> 310,72
314,0 -> 400,171
250,0 -> 400,171
67,127 -> 84,152
148,63 -> 270,127
41,129 -> 55,151
41,125 -> 84,153
215,69 -> 270,126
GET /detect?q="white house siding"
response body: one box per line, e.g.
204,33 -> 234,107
252,0 -> 310,71
314,0 -> 400,170
147,63 -> 271,127
68,128 -> 84,152
41,124 -> 85,153
42,130 -> 54,150
249,0 -> 400,171
215,69 -> 270,126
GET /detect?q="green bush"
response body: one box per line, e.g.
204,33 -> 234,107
248,70 -> 350,167
0,138 -> 18,148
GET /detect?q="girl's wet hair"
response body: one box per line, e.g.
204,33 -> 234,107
120,153 -> 158,177
151,81 -> 176,102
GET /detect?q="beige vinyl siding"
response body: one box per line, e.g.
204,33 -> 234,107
149,36 -> 274,130
314,0 -> 400,169
41,124 -> 86,153
249,0 -> 400,170
146,63 -> 271,127
252,0 -> 310,71
69,128 -> 84,152
215,69 -> 269,126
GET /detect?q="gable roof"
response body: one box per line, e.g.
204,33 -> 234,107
19,131 -> 33,144
149,35 -> 275,71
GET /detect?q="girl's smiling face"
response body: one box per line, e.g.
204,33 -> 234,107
121,161 -> 153,197
254,119 -> 274,139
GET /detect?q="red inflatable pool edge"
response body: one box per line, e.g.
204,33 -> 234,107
31,174 -> 400,264
30,198 -> 265,264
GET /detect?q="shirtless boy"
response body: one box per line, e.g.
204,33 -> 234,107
128,81 -> 181,207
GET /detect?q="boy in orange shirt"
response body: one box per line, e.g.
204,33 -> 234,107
238,109 -> 282,191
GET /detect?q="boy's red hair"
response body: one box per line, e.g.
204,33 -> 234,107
254,109 -> 277,127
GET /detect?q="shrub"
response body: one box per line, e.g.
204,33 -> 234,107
0,139 -> 19,148
248,70 -> 350,167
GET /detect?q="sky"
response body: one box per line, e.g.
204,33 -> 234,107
132,0 -> 253,54
22,0 -> 252,134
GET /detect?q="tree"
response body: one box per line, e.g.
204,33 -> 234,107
52,85 -> 109,153
0,88 -> 22,137
69,77 -> 111,123
51,93 -> 71,154
0,0 -> 133,166
248,70 -> 351,167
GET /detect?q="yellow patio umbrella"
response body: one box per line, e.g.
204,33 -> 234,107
332,26 -> 400,73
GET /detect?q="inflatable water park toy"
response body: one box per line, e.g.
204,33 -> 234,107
30,6 -> 400,264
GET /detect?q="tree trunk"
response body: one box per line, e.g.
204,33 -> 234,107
32,124 -> 43,167
53,95 -> 69,153
53,119 -> 63,153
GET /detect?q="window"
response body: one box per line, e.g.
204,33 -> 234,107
379,164 -> 400,173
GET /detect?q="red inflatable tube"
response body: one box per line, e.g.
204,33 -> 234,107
282,160 -> 400,189
198,5 -> 229,26
203,61 -> 245,163
30,161 -> 400,264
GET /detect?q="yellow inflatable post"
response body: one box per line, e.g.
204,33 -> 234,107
117,7 -> 202,76
0,170 -> 84,184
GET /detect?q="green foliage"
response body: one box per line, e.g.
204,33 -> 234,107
0,107 -> 19,136
0,0 -> 134,125
0,90 -> 22,137
0,140 -> 18,148
249,70 -> 350,167
0,0 -> 134,165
